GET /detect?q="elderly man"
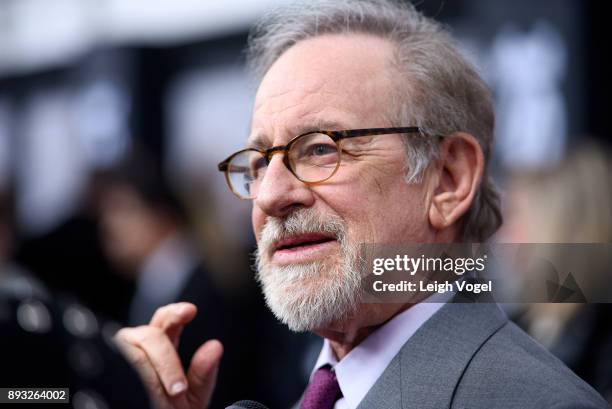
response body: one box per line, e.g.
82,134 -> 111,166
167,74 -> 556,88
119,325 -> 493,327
114,1 -> 609,408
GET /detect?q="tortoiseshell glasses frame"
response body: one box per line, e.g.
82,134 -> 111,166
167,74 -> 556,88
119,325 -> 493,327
217,127 -> 424,199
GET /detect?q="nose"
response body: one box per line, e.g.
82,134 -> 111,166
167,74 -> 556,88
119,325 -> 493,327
254,153 -> 315,217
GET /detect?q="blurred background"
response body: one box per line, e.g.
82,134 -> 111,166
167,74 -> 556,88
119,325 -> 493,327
0,0 -> 610,407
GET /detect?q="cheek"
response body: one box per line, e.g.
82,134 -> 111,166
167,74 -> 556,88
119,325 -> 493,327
387,187 -> 432,241
344,180 -> 429,243
314,184 -> 385,241
252,207 -> 265,242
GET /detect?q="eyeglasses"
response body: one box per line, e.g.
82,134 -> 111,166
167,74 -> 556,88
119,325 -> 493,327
217,127 -> 424,199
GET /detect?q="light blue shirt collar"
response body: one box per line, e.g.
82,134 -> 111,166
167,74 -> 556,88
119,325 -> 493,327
311,298 -> 448,409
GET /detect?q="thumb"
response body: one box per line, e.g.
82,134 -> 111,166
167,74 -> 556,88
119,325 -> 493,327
186,339 -> 223,409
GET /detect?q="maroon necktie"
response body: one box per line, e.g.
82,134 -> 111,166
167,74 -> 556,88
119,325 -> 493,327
300,365 -> 342,409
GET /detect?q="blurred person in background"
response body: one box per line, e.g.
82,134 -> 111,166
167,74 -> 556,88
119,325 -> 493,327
499,140 -> 612,402
97,147 -> 246,408
97,148 -> 204,326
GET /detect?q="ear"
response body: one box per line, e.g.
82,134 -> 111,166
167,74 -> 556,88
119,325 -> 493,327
428,132 -> 484,233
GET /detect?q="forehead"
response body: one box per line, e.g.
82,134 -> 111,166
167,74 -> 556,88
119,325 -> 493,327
250,33 -> 397,146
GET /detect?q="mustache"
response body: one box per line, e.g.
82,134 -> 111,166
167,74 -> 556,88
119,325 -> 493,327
257,208 -> 347,257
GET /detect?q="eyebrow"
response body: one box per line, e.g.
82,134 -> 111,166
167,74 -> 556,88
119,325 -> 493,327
246,119 -> 348,150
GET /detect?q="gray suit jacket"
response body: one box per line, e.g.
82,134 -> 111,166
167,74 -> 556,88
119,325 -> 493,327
295,302 -> 609,408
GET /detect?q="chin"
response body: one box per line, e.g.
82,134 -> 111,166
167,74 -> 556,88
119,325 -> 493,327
257,260 -> 362,332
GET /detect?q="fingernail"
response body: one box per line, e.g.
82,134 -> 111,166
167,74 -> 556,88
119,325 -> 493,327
170,382 -> 187,396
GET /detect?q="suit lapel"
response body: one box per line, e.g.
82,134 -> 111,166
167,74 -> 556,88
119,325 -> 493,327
357,302 -> 508,409
355,356 -> 403,409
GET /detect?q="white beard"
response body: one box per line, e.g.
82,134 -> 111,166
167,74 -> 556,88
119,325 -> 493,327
255,208 -> 363,332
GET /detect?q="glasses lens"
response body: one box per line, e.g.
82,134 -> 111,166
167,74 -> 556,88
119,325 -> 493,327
227,150 -> 267,199
288,132 -> 340,183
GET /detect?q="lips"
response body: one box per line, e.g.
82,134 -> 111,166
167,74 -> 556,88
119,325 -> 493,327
271,233 -> 338,264
274,233 -> 336,250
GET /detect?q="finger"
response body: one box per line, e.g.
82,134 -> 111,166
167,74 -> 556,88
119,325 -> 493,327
186,340 -> 223,409
150,302 -> 198,347
114,335 -> 173,409
120,326 -> 189,397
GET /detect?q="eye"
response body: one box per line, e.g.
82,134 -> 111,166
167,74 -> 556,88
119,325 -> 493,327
289,133 -> 338,169
307,143 -> 337,157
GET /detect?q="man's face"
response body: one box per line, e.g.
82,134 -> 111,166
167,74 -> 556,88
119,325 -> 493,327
99,184 -> 164,275
251,34 -> 435,332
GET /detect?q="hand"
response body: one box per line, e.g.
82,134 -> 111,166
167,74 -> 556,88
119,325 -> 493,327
114,302 -> 223,409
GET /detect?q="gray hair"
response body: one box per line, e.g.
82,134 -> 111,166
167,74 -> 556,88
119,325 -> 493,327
246,0 -> 502,241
